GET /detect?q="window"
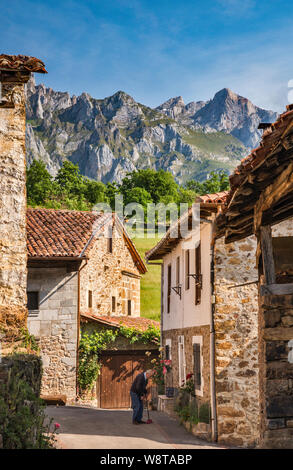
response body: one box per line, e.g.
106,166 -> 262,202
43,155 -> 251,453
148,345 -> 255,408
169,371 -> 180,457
107,226 -> 113,253
167,264 -> 172,313
88,290 -> 93,308
27,291 -> 39,311
112,296 -> 116,313
176,256 -> 180,285
193,343 -> 201,390
195,242 -> 202,305
127,299 -> 132,316
185,250 -> 190,290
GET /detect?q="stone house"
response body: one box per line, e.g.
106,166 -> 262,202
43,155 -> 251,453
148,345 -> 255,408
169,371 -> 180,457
145,191 -> 266,447
0,55 -> 46,346
216,104 -> 293,449
26,207 -> 147,403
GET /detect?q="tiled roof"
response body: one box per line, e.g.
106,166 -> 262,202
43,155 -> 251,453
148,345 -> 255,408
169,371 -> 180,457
146,191 -> 226,261
27,208 -> 109,258
26,208 -> 147,273
81,313 -> 160,332
0,54 -> 47,73
196,191 -> 229,204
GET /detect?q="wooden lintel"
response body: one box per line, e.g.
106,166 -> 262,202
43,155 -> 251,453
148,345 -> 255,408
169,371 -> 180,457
260,225 -> 276,285
260,283 -> 293,296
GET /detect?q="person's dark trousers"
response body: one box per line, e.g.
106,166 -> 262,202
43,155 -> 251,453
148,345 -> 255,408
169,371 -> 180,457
130,391 -> 143,423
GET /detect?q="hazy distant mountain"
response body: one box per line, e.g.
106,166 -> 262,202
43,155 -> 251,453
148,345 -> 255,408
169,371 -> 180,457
25,77 -> 277,184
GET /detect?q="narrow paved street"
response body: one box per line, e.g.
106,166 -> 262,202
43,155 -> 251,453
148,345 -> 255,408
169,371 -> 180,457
46,405 -> 224,449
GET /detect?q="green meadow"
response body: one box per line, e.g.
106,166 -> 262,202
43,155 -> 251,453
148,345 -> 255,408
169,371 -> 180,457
132,231 -> 162,322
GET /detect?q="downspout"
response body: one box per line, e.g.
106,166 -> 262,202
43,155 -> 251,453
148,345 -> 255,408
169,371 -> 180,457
210,240 -> 218,442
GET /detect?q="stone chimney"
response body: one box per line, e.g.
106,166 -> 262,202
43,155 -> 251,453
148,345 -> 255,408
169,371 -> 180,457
0,54 -> 47,345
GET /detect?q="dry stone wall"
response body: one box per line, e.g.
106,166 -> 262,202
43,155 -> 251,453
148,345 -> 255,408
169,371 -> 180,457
0,80 -> 28,340
27,267 -> 78,402
80,226 -> 141,317
214,235 -> 260,447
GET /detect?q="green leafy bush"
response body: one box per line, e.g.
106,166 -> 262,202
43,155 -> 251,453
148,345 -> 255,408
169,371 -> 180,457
0,356 -> 56,448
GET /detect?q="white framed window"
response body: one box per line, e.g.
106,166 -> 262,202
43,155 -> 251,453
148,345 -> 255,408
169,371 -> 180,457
192,335 -> 204,397
178,335 -> 186,387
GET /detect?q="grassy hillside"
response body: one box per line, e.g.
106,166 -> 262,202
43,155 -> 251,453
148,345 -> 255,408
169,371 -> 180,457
132,232 -> 162,322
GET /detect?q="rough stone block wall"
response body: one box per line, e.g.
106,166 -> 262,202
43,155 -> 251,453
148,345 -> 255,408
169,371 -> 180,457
214,235 -> 260,448
0,81 -> 28,338
162,325 -> 210,402
27,267 -> 78,402
259,294 -> 293,448
80,226 -> 141,317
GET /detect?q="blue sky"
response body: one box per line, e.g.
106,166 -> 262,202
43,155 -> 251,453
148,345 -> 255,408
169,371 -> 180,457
1,0 -> 293,111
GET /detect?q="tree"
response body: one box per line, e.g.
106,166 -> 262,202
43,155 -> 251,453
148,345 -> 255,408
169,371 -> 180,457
186,170 -> 230,195
83,179 -> 108,205
55,161 -> 86,196
119,169 -> 179,204
26,160 -> 55,206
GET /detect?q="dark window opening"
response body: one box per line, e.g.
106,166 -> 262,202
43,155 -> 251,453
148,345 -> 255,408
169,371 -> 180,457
27,291 -> 39,311
112,296 -> 116,312
107,226 -> 113,253
127,299 -> 132,316
88,290 -> 93,308
176,256 -> 180,286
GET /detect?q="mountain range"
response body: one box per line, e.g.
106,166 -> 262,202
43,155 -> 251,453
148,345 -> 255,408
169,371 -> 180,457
25,77 -> 277,184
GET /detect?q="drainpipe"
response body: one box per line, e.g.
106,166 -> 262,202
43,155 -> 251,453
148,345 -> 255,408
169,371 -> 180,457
210,242 -> 218,442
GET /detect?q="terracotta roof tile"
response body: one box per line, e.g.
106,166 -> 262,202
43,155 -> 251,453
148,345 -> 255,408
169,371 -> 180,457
80,313 -> 160,332
27,208 -> 110,258
0,54 -> 47,73
26,208 -> 147,273
196,191 -> 229,204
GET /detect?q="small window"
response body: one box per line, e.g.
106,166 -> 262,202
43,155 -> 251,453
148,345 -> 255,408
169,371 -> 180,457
88,290 -> 93,308
112,296 -> 116,313
167,264 -> 172,313
127,299 -> 132,316
107,226 -> 113,253
27,291 -> 39,311
185,250 -> 190,290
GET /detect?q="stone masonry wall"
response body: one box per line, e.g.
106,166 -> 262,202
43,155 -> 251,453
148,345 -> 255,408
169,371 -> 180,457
259,293 -> 293,448
214,235 -> 260,447
162,325 -> 210,402
0,80 -> 28,339
27,267 -> 78,402
80,226 -> 141,317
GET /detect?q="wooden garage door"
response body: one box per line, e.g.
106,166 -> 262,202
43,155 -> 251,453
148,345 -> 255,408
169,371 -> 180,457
99,353 -> 152,409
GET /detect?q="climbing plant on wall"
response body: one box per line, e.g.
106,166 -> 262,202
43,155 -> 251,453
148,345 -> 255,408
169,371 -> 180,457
78,324 -> 160,393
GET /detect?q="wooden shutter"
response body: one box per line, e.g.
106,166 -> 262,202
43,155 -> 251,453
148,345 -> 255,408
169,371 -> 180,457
167,264 -> 171,313
193,343 -> 201,390
165,344 -> 170,360
176,256 -> 180,285
195,243 -> 201,305
185,250 -> 190,290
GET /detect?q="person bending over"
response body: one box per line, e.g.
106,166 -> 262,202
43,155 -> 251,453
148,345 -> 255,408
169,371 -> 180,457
130,369 -> 155,424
